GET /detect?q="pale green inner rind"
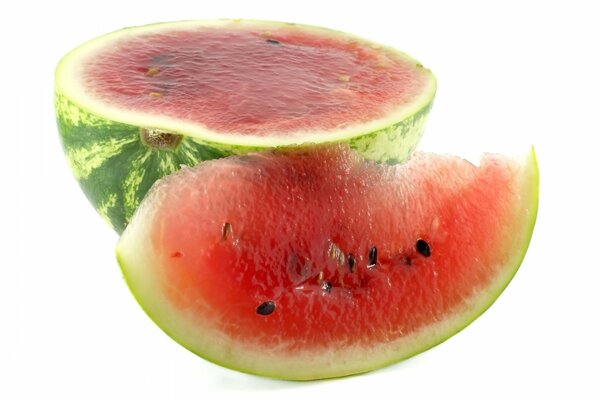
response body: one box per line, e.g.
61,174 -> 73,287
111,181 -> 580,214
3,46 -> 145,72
55,19 -> 436,147
115,149 -> 539,380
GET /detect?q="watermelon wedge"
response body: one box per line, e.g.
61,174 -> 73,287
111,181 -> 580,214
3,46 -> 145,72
55,20 -> 436,232
116,145 -> 538,380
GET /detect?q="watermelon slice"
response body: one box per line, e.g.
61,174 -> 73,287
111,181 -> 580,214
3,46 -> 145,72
116,145 -> 538,380
55,20 -> 436,232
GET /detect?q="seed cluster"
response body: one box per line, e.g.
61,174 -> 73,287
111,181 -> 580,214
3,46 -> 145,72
239,214 -> 434,317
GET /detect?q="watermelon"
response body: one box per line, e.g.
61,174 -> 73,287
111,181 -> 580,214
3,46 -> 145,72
116,145 -> 538,380
55,20 -> 436,232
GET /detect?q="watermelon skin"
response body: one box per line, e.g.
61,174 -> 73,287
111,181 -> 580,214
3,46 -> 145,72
55,20 -> 435,233
56,94 -> 235,232
56,94 -> 432,232
116,145 -> 538,380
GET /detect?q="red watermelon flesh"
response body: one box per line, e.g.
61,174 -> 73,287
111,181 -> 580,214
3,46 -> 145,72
77,22 -> 431,136
116,145 -> 538,380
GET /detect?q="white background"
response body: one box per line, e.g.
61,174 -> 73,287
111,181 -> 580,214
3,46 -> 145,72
3,0 -> 600,399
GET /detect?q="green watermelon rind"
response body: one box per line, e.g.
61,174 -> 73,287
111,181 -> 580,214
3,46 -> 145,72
55,20 -> 436,233
115,148 -> 539,380
56,95 -> 432,233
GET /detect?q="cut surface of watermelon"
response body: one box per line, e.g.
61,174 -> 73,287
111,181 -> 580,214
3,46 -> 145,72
57,20 -> 435,144
116,145 -> 538,380
55,20 -> 436,232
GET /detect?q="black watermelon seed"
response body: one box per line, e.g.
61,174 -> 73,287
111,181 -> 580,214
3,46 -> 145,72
404,256 -> 412,266
368,246 -> 378,267
266,39 -> 281,45
348,253 -> 356,273
221,222 -> 232,240
322,281 -> 332,293
256,301 -> 275,316
416,240 -> 431,257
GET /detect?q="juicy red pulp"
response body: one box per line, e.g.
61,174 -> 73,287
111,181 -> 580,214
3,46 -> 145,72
153,147 -> 516,352
83,23 -> 429,135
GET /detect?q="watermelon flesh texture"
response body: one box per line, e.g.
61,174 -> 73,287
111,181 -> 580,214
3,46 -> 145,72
55,20 -> 436,232
61,20 -> 434,140
84,27 -> 429,136
116,145 -> 538,380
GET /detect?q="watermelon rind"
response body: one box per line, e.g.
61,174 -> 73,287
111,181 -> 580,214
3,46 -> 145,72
115,147 -> 538,380
55,19 -> 436,233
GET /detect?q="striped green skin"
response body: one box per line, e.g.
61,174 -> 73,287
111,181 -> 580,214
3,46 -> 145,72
56,93 -> 433,233
57,94 -> 233,232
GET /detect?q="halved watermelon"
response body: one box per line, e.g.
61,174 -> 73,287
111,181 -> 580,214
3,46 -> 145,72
55,20 -> 436,232
116,145 -> 538,380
